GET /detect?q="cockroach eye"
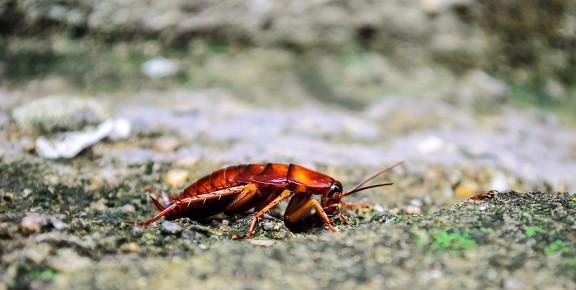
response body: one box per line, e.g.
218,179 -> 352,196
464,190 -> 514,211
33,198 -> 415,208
329,182 -> 343,196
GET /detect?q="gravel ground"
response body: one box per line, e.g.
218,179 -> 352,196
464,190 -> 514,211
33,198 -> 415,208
1,90 -> 575,290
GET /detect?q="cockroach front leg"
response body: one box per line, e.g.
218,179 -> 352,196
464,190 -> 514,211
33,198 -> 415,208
245,189 -> 292,239
284,195 -> 339,233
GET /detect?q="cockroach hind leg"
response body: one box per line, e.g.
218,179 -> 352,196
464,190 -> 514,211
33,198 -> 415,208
124,203 -> 179,227
150,195 -> 166,211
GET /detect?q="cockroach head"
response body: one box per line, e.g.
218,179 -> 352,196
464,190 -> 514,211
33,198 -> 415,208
322,161 -> 403,215
327,181 -> 343,200
322,181 -> 344,215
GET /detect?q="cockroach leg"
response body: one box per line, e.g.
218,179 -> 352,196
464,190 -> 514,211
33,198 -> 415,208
224,183 -> 258,213
310,199 -> 339,233
338,212 -> 349,224
125,203 -> 179,226
246,189 -> 292,238
149,195 -> 165,211
284,196 -> 339,233
179,186 -> 247,207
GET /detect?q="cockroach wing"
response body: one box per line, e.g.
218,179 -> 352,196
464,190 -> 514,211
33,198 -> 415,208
234,164 -> 267,183
250,163 -> 290,186
287,164 -> 335,189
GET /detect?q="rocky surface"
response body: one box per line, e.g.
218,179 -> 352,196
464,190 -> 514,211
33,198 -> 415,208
1,1 -> 576,289
0,89 -> 575,289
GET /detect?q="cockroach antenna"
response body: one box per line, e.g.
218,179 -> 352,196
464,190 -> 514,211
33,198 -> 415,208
343,161 -> 404,196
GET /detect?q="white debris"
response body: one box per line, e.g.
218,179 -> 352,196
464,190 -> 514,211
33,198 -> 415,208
107,118 -> 131,140
417,135 -> 445,154
489,172 -> 509,192
35,118 -> 131,159
141,57 -> 180,78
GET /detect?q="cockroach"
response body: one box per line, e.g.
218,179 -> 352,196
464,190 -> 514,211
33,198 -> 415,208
470,190 -> 499,201
126,161 -> 403,238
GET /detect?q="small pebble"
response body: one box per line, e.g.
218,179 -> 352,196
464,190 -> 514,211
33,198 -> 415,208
120,242 -> 141,253
89,198 -> 108,212
22,188 -> 32,198
20,213 -> 48,234
141,57 -> 180,78
404,206 -> 421,215
409,199 -> 423,207
189,224 -> 211,234
261,220 -> 280,231
120,204 -> 136,213
489,172 -> 509,191
131,226 -> 144,237
153,136 -> 181,152
161,221 -> 182,235
175,156 -> 199,167
49,217 -> 68,230
372,204 -> 385,214
166,169 -> 189,188
2,192 -> 14,201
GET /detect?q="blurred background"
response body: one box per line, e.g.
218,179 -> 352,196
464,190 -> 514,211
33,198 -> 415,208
1,0 -> 576,209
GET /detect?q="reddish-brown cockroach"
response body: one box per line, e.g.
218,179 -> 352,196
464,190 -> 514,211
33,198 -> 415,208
126,161 -> 403,238
470,190 -> 499,201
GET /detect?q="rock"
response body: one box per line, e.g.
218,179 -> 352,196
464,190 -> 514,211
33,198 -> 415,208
12,96 -> 109,133
141,57 -> 180,78
35,118 -> 131,159
161,221 -> 182,235
20,213 -> 48,234
165,169 -> 189,188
